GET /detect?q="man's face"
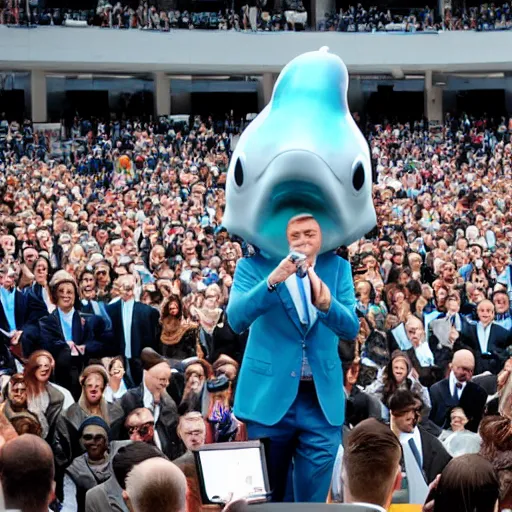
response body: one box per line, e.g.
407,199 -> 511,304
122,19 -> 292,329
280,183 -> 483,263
446,299 -> 460,314
477,302 -> 495,325
119,276 -> 135,302
405,321 -> 425,347
126,415 -> 155,443
84,374 -> 104,406
494,293 -> 510,314
145,364 -> 171,395
81,273 -> 96,293
393,405 -> 419,434
1,235 -> 15,255
9,381 -> 27,408
82,430 -> 108,461
95,266 -> 109,286
451,360 -> 474,383
286,218 -> 322,260
179,418 -> 206,451
442,263 -> 456,283
185,364 -> 206,394
23,248 -> 38,269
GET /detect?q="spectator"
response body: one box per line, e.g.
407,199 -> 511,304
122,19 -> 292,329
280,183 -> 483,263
123,457 -> 187,512
85,442 -> 167,512
0,434 -> 55,512
433,454 -> 500,512
110,348 -> 183,460
107,274 -> 161,387
389,389 -> 451,484
340,418 -> 402,508
429,349 -> 487,432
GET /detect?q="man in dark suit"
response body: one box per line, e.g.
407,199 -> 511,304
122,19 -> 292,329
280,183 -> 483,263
459,299 -> 512,375
429,349 -> 487,432
390,389 -> 451,485
106,274 -> 161,386
0,262 -> 47,359
110,348 -> 183,461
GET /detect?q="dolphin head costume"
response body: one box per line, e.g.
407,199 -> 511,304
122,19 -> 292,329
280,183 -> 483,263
222,47 -> 376,259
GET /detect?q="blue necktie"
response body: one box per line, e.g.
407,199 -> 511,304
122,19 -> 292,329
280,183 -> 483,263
408,439 -> 422,471
296,274 -> 310,326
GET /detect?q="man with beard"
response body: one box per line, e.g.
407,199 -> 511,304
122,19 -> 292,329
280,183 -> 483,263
180,359 -> 211,415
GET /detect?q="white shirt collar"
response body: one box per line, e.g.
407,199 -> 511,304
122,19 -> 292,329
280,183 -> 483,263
449,370 -> 467,396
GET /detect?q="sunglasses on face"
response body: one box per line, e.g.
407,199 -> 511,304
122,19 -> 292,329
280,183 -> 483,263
127,422 -> 154,436
82,434 -> 105,443
95,270 -> 107,276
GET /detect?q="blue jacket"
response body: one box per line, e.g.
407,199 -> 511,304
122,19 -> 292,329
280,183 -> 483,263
227,252 -> 359,427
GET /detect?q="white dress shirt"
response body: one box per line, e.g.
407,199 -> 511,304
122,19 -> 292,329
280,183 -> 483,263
399,426 -> 423,467
476,321 -> 493,354
284,273 -> 317,326
449,370 -> 467,399
122,299 -> 135,359
143,380 -> 162,450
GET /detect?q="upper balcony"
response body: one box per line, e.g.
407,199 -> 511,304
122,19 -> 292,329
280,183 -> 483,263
2,24 -> 512,75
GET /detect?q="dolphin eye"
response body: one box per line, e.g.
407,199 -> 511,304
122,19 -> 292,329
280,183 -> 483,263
234,159 -> 244,187
352,162 -> 365,191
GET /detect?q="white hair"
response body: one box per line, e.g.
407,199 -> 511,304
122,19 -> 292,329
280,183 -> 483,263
125,458 -> 187,512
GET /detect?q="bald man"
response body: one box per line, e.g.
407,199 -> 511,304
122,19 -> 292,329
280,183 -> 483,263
123,458 -> 187,512
0,434 -> 55,512
459,299 -> 512,375
429,349 -> 487,432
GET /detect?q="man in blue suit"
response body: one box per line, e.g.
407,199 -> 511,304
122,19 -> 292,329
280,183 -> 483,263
227,214 -> 359,503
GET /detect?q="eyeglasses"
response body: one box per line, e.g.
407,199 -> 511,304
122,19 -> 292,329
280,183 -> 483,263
82,434 -> 106,442
95,270 -> 107,276
127,421 -> 154,437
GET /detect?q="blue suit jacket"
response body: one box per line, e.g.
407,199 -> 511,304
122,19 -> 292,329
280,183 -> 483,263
227,252 -> 359,427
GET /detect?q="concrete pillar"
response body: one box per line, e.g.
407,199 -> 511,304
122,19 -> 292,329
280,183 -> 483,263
314,0 -> 336,30
424,70 -> 443,124
31,70 -> 47,123
258,73 -> 276,112
153,72 -> 171,117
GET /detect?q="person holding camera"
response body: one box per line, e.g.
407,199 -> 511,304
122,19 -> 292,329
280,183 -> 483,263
227,214 -> 359,503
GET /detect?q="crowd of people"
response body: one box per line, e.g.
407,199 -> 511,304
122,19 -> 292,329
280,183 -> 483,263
0,111 -> 511,511
2,0 -> 512,32
0,0 -> 308,31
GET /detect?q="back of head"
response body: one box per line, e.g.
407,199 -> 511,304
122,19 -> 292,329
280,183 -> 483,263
113,441 -> 167,490
124,457 -> 187,512
0,434 -> 55,512
343,418 -> 402,508
434,454 -> 499,512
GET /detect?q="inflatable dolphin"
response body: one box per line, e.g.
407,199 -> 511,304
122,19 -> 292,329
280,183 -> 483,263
222,46 -> 376,259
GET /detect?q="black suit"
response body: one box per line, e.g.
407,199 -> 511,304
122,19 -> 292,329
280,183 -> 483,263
109,383 -> 184,461
106,300 -> 160,386
39,309 -> 104,399
419,426 -> 452,484
459,321 -> 512,375
0,288 -> 46,355
429,377 -> 487,432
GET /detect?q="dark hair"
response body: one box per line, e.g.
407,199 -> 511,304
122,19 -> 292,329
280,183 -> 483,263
108,355 -> 125,373
160,294 -> 183,322
0,434 -> 55,510
113,442 -> 167,489
382,351 -> 412,406
434,454 -> 499,512
389,389 -> 418,414
343,418 -> 402,507
406,280 -> 422,297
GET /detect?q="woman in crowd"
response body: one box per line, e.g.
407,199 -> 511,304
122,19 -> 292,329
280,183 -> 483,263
24,350 -> 65,445
365,350 -> 430,419
159,295 -> 199,360
104,356 -> 128,404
